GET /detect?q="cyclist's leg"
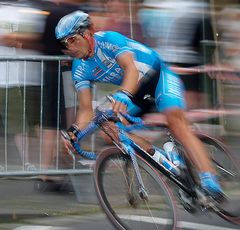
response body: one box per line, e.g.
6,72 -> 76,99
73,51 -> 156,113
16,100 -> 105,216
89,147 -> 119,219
155,67 -> 224,198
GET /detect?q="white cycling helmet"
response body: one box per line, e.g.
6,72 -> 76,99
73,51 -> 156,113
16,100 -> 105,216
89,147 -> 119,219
55,10 -> 91,40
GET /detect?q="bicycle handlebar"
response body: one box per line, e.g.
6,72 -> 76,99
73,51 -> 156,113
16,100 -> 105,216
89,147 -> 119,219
60,130 -> 97,160
60,106 -> 149,160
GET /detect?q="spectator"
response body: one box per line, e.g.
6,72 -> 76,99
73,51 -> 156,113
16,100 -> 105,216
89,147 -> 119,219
139,0 -> 215,109
0,2 -> 46,170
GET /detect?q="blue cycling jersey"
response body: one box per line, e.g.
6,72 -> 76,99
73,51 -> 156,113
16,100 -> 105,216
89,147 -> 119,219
72,31 -> 186,113
72,31 -> 162,92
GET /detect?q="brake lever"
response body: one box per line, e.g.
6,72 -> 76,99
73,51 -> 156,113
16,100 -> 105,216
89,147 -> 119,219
60,130 -> 77,157
60,130 -> 72,142
107,95 -> 115,103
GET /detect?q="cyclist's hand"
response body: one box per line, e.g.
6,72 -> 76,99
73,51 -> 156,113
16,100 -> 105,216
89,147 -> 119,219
112,90 -> 142,115
61,124 -> 80,154
112,90 -> 133,113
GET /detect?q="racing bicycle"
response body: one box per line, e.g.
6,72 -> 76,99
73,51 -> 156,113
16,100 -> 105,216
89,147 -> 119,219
61,96 -> 240,230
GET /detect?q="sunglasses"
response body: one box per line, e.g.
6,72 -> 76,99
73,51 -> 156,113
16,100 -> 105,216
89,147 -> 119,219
60,34 -> 80,47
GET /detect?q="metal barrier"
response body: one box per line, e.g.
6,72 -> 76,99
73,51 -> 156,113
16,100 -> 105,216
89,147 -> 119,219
0,55 -> 95,176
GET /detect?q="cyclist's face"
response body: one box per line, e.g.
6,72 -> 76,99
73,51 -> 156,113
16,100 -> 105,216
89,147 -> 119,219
61,34 -> 90,59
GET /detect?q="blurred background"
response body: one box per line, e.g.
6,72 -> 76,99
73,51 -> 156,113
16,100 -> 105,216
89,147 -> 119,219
0,0 -> 240,229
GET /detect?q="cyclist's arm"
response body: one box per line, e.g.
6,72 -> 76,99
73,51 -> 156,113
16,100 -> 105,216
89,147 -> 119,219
117,52 -> 139,95
74,88 -> 94,130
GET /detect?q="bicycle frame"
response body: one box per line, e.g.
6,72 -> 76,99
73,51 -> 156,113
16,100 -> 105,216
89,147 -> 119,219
100,112 -> 193,196
96,106 -> 197,197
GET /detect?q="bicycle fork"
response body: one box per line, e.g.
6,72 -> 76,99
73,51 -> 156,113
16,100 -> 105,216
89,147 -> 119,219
118,131 -> 148,200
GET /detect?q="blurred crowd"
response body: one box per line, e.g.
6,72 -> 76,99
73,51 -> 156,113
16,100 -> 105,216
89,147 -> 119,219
0,0 -> 239,178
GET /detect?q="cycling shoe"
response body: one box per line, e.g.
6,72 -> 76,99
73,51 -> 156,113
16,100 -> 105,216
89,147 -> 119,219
199,172 -> 225,202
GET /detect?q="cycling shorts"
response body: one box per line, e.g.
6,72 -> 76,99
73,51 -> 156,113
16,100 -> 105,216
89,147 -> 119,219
130,64 -> 186,116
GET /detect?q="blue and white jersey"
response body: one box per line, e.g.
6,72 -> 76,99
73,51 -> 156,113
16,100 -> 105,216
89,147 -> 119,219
72,31 -> 162,92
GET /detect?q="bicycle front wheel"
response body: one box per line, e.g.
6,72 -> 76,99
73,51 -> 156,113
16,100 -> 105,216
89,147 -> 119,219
94,147 -> 178,230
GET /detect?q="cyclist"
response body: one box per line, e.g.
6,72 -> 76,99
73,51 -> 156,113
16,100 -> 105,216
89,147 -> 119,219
55,10 -> 224,200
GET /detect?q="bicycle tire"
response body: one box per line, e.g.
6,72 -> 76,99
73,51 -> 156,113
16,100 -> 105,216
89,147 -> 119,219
195,133 -> 240,224
94,147 -> 178,230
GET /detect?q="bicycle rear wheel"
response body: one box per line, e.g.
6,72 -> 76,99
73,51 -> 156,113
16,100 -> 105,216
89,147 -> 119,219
197,134 -> 240,224
94,147 -> 178,230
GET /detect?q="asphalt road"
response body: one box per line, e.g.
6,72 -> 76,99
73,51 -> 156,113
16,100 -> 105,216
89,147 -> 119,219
0,175 -> 240,230
0,134 -> 240,229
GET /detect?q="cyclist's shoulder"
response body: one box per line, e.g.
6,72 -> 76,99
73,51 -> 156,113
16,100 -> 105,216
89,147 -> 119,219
94,31 -> 127,42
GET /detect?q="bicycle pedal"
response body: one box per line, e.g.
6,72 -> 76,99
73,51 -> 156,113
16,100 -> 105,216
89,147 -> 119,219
195,189 -> 221,213
196,185 -> 226,204
195,187 -> 209,205
205,190 -> 227,204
